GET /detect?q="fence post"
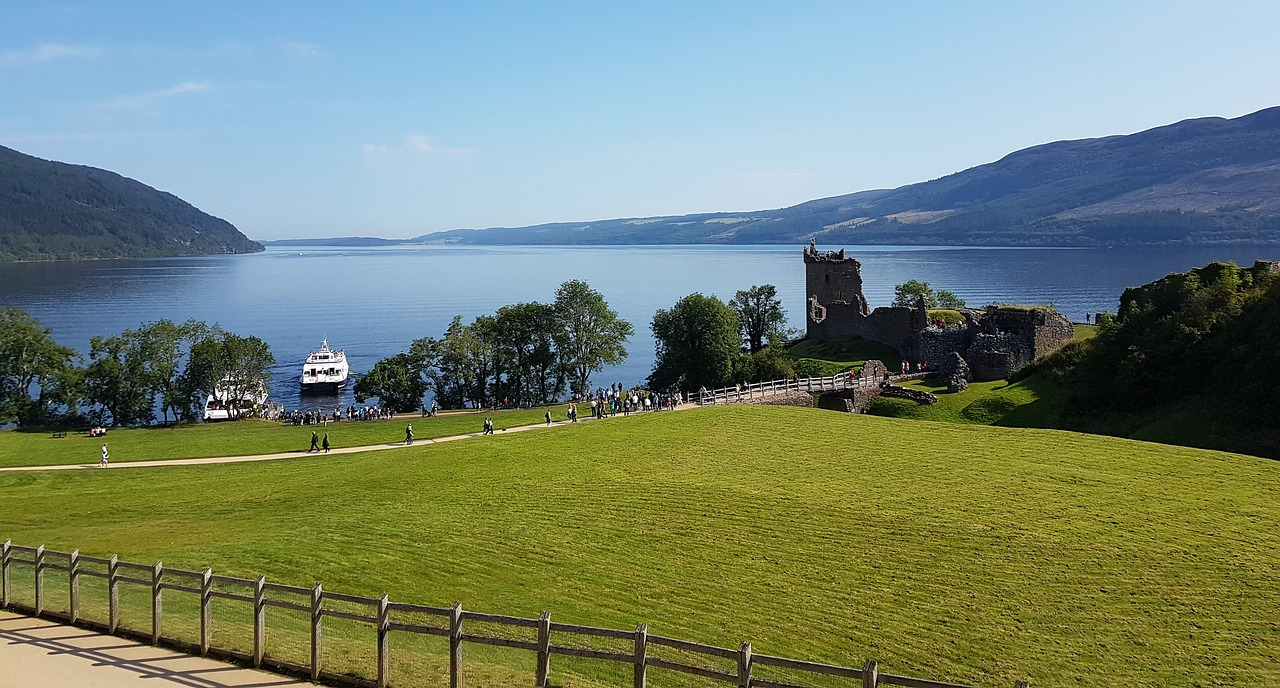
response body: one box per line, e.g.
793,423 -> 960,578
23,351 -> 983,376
862,659 -> 878,688
34,545 -> 44,615
737,642 -> 751,688
68,549 -> 80,623
449,601 -> 463,688
200,568 -> 212,656
633,622 -> 647,688
1,540 -> 10,609
151,561 -> 163,645
252,576 -> 265,668
107,555 -> 119,633
376,594 -> 389,688
1014,682 -> 1029,688
536,610 -> 551,687
310,583 -> 323,681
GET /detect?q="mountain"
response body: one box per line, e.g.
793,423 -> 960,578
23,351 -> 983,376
0,145 -> 262,261
417,106 -> 1280,246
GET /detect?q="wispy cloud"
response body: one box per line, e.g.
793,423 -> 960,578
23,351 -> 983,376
0,43 -> 104,68
100,80 -> 215,111
282,41 -> 323,59
365,134 -> 474,157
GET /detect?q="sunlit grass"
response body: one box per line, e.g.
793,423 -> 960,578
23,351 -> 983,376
2,405 -> 1278,686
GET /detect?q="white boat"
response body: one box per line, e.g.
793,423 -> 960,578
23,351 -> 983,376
203,378 -> 269,421
300,339 -> 350,392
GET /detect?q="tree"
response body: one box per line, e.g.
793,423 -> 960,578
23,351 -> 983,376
354,353 -> 429,411
493,302 -> 563,405
0,307 -> 78,426
729,284 -> 790,353
891,280 -> 966,309
83,330 -> 155,426
649,293 -> 740,392
553,280 -> 633,395
185,332 -> 274,420
936,290 -> 967,309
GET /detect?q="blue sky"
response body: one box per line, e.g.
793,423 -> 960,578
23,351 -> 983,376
2,1 -> 1278,240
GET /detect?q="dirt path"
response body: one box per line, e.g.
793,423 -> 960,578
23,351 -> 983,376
0,611 -> 310,688
0,405 -> 698,473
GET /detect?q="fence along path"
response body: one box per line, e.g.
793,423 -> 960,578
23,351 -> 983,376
0,540 -> 1028,688
694,371 -> 929,406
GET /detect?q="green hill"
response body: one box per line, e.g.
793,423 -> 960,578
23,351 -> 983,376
2,405 -> 1277,687
417,107 -> 1280,247
0,145 -> 262,261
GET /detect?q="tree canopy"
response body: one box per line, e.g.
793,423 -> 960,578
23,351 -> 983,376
892,280 -> 966,309
729,284 -> 790,353
649,293 -> 740,392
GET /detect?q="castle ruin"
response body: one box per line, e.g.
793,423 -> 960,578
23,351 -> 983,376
803,242 -> 1074,381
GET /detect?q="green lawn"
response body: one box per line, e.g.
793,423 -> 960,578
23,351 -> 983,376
866,376 -> 1066,428
0,406 -> 565,468
786,336 -> 904,377
2,405 -> 1278,687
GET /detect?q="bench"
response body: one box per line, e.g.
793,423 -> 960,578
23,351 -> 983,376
51,430 -> 67,439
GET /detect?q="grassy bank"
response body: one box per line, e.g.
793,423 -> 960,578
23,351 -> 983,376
2,405 -> 1278,686
0,406 -> 560,468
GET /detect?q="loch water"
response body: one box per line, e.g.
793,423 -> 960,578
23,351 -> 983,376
1,244 -> 1273,411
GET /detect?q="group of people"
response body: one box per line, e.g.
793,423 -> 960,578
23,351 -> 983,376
284,405 -> 397,426
899,360 -> 929,374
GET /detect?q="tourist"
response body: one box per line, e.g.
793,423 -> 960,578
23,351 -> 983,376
322,433 -> 330,453
309,431 -> 319,452
99,443 -> 109,468
545,410 -> 552,425
405,424 -> 414,445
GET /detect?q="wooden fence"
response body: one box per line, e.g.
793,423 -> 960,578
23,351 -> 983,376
0,540 -> 1028,688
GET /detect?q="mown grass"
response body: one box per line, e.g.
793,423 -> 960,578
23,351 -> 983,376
786,337 -> 904,377
865,377 -> 1067,428
0,406 -> 564,468
2,405 -> 1278,687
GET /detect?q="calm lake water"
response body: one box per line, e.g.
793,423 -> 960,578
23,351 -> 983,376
1,244 -> 1273,411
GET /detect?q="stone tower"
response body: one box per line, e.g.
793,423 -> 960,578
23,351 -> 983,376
804,241 -> 869,339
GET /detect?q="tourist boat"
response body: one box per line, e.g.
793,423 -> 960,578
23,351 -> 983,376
300,339 -> 350,392
203,377 -> 269,421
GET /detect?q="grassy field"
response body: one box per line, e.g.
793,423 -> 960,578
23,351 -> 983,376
2,405 -> 1278,687
0,406 -> 563,468
785,337 -> 904,377
865,376 -> 1067,428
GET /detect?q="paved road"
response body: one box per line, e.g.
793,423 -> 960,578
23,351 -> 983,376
0,611 -> 309,688
0,405 -> 696,473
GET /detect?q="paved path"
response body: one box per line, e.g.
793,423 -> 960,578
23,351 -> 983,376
0,406 -> 694,473
0,611 -> 309,688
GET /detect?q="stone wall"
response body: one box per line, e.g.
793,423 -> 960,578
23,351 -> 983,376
738,391 -> 814,408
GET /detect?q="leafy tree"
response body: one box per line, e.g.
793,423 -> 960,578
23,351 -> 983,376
735,347 -> 796,384
354,353 -> 429,412
493,302 -> 563,405
936,290 -> 967,309
139,319 -> 213,423
729,284 -> 791,353
553,280 -> 633,395
649,293 -> 741,392
185,332 -> 274,420
892,280 -> 966,309
0,307 -> 78,426
83,330 -> 156,426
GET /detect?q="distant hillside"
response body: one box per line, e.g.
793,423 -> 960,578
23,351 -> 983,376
418,106 -> 1280,246
0,145 -> 261,261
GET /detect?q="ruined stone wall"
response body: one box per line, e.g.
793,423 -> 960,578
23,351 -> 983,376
913,326 -> 971,369
965,333 -> 1035,381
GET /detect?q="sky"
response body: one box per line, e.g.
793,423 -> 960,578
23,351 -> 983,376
2,1 -> 1279,241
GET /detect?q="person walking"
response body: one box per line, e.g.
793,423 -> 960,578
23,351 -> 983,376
309,431 -> 319,452
99,443 -> 109,468
322,433 -> 330,453
405,424 -> 414,445
545,410 -> 552,425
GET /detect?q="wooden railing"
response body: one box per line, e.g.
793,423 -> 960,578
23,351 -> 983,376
696,373 -> 876,405
0,540 -> 1027,688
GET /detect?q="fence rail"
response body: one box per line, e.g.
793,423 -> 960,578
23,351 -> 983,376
0,539 -> 1027,688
